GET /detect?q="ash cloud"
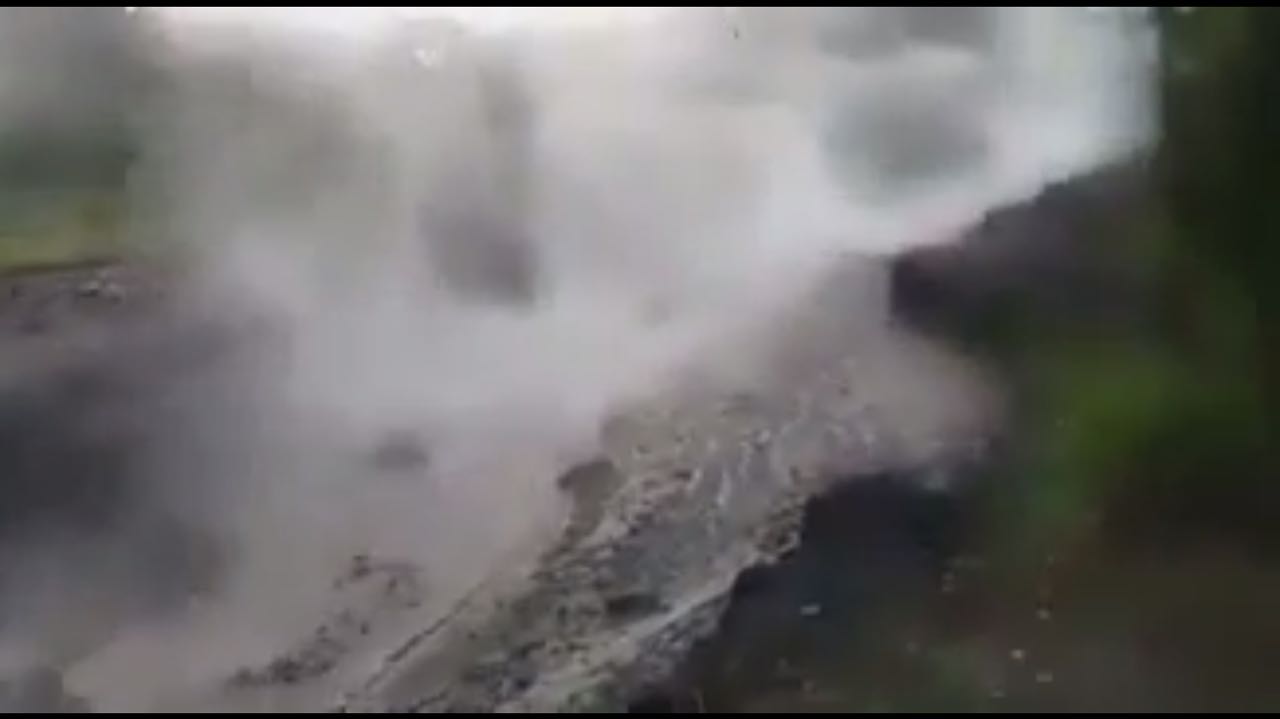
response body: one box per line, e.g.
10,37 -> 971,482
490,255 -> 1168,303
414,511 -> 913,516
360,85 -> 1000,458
0,7 -> 1154,710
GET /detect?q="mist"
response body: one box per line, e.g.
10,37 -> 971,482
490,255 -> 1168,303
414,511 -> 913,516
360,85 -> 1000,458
0,7 -> 1154,711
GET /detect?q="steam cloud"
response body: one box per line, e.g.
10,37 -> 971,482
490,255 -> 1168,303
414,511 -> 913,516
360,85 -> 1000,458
0,7 -> 1154,710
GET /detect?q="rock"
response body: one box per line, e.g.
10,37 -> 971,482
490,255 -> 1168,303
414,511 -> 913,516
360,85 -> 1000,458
556,458 -> 620,493
557,457 -> 625,546
230,636 -> 346,688
370,432 -> 430,472
76,279 -> 103,298
603,592 -> 665,620
350,553 -> 372,581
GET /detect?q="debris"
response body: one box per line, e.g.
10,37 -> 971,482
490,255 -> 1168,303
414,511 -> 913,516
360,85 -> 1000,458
1035,670 -> 1054,684
350,553 -> 372,581
514,640 -> 545,659
799,603 -> 822,618
370,432 -> 430,472
603,592 -> 664,620
1010,648 -> 1026,662
556,458 -> 620,493
231,631 -> 351,688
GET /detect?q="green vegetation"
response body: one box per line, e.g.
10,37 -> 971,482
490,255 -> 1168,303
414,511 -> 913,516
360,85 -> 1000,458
0,187 -> 129,270
998,7 -> 1280,553
0,7 -> 147,271
0,124 -> 137,270
795,9 -> 1280,709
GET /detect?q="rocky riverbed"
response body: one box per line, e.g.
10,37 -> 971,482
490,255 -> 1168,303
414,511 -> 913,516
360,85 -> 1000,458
0,247 -> 997,712
335,256 -> 998,713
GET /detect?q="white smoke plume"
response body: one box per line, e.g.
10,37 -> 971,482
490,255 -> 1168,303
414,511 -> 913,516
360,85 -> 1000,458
0,7 -> 1154,710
